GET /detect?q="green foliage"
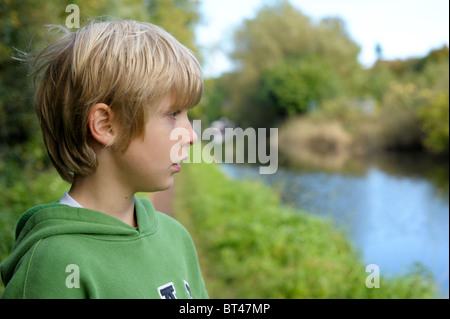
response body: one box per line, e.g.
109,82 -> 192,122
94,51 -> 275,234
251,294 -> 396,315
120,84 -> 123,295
190,77 -> 227,125
376,46 -> 449,81
261,56 -> 342,116
146,0 -> 200,53
0,0 -> 49,163
284,47 -> 449,156
211,1 -> 448,155
374,51 -> 449,153
376,82 -> 426,151
362,63 -> 395,102
0,164 -> 69,293
224,0 -> 362,127
175,162 -> 438,298
419,92 -> 449,154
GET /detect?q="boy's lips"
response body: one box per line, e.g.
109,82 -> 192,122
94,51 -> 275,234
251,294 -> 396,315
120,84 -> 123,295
171,163 -> 181,172
171,156 -> 188,172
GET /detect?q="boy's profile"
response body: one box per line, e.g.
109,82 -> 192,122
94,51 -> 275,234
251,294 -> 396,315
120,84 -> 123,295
0,19 -> 208,299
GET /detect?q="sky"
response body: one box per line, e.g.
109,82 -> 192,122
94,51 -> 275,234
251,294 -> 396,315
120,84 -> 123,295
196,0 -> 450,77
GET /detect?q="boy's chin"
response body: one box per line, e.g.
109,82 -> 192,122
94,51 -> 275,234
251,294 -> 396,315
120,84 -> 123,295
157,184 -> 173,192
147,178 -> 174,193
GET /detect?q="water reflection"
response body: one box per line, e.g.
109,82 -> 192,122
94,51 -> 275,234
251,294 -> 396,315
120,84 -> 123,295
220,156 -> 449,297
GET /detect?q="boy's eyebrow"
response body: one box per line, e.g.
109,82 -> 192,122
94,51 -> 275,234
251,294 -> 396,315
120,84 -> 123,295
168,104 -> 191,112
165,100 -> 196,112
155,97 -> 185,114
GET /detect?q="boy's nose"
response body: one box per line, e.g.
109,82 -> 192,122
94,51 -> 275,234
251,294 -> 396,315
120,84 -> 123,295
189,127 -> 198,146
178,118 -> 197,147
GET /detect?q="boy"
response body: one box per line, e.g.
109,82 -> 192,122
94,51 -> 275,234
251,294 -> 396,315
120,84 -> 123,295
1,19 -> 208,299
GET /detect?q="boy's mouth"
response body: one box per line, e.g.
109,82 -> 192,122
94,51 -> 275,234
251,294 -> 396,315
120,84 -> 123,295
171,155 -> 188,172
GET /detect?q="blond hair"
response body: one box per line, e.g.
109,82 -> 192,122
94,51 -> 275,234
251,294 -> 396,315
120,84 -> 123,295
27,20 -> 203,183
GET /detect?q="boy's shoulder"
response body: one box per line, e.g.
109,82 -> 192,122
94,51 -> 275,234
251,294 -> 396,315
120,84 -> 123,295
9,197 -> 195,269
15,202 -> 65,239
1,232 -> 90,298
138,197 -> 197,250
156,211 -> 195,241
138,197 -> 190,233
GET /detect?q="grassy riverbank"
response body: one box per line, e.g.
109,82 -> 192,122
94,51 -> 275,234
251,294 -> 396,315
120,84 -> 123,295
174,162 -> 439,298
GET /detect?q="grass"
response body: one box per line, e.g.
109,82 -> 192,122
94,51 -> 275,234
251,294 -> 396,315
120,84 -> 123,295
174,161 -> 439,298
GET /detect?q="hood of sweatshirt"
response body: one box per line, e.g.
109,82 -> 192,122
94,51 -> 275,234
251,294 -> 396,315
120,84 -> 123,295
1,197 -> 158,286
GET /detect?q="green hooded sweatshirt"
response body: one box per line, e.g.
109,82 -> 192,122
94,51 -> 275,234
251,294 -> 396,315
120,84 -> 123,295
0,197 -> 208,299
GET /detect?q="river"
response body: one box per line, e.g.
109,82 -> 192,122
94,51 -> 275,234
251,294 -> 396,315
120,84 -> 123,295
219,153 -> 449,298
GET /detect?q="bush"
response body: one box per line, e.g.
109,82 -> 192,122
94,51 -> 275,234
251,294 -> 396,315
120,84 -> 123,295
278,116 -> 354,171
174,162 -> 438,298
0,164 -> 69,294
261,56 -> 342,116
376,82 -> 426,151
418,92 -> 449,154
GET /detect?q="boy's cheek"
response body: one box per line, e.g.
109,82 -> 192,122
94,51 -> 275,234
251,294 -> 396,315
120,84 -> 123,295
170,127 -> 192,146
169,142 -> 187,163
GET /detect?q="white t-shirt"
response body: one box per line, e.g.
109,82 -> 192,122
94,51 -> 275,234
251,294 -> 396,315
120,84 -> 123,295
59,191 -> 83,208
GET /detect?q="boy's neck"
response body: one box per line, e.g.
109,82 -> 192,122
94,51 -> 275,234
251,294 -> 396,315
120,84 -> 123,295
69,173 -> 137,228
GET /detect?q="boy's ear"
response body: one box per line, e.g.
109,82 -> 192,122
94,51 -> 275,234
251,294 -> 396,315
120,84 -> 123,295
88,103 -> 117,147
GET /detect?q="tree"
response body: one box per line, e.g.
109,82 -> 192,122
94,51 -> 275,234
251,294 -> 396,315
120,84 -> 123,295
146,0 -> 201,53
0,0 -> 62,165
223,0 -> 362,127
190,77 -> 227,125
371,46 -> 449,153
261,56 -> 342,117
419,92 -> 449,155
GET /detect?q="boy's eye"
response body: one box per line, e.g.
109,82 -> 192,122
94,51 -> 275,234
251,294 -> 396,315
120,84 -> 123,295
168,111 -> 181,119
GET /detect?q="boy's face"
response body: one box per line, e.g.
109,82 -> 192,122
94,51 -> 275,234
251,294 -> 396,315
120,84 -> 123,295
112,96 -> 197,193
